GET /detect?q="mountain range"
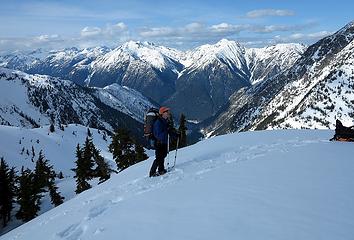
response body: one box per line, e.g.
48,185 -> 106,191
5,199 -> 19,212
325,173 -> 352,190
203,21 -> 354,136
1,21 -> 353,136
0,67 -> 154,140
1,21 -> 354,238
0,40 -> 306,121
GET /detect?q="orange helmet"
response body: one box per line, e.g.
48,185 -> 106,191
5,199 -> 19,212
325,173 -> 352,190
159,106 -> 170,115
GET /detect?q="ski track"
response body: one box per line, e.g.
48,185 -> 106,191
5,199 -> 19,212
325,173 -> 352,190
44,137 -> 325,240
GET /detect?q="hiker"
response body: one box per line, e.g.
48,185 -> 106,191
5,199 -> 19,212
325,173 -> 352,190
149,106 -> 178,177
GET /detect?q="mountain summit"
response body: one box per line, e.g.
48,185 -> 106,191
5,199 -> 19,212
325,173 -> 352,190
0,40 -> 305,121
204,21 -> 354,135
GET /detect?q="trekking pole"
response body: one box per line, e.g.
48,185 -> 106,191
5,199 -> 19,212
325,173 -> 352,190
172,136 -> 180,169
166,134 -> 170,169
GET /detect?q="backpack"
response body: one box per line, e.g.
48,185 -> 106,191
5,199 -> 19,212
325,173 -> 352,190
144,108 -> 159,149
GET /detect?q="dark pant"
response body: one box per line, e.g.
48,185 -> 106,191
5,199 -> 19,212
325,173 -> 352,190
149,143 -> 168,176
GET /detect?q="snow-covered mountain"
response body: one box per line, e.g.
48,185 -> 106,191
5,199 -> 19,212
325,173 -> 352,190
92,84 -> 154,122
0,68 -> 153,139
166,40 -> 305,121
1,129 -> 354,239
204,21 -> 354,136
0,47 -> 110,86
0,40 -> 305,121
0,49 -> 49,71
87,41 -> 184,103
164,39 -> 252,120
246,43 -> 307,85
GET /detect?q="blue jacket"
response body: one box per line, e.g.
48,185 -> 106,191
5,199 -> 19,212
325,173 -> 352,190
153,118 -> 170,145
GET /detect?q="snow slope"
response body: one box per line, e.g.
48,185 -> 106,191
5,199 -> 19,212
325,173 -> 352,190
92,84 -> 155,122
1,129 -> 354,240
0,124 -> 112,176
0,124 -> 114,235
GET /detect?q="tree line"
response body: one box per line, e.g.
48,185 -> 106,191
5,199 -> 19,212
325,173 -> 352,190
71,114 -> 187,194
0,152 -> 64,227
0,114 -> 187,228
72,128 -> 149,194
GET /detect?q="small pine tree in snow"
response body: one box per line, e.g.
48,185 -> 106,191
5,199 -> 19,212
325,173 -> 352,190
87,128 -> 92,137
33,151 -> 64,205
0,158 -> 17,227
16,168 -> 42,222
109,128 -> 136,172
135,142 -> 148,162
72,142 -> 94,194
178,113 -> 188,148
49,124 -> 55,133
93,148 -> 112,184
48,178 -> 64,206
58,171 -> 64,179
33,150 -> 51,192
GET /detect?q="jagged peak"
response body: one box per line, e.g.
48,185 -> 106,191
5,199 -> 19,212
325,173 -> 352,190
338,20 -> 354,33
182,39 -> 246,69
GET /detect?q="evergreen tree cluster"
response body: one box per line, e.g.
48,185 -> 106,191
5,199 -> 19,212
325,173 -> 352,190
168,113 -> 188,151
72,137 -> 113,194
109,128 -> 148,172
0,153 -> 64,228
178,113 -> 188,148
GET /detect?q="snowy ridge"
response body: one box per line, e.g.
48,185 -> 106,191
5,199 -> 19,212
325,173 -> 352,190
0,68 -> 148,137
0,124 -> 111,175
182,39 -> 248,74
258,40 -> 354,129
90,41 -> 183,73
165,39 -> 305,120
246,43 -> 306,84
1,129 -> 354,239
0,39 -> 305,121
203,22 -> 354,135
93,84 -> 155,122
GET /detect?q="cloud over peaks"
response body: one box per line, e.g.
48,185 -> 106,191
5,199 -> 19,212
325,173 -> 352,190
246,9 -> 295,18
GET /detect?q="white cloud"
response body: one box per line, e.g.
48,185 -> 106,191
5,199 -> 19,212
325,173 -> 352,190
80,27 -> 102,37
308,31 -> 332,38
210,23 -> 246,34
184,22 -> 204,33
79,22 -> 129,41
246,9 -> 295,18
273,31 -> 333,43
0,18 -> 332,53
34,34 -> 61,42
113,22 -> 127,31
140,27 -> 175,38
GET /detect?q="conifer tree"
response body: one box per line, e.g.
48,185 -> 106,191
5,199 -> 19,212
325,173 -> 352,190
87,128 -> 92,137
58,171 -> 64,179
72,142 -> 94,194
48,178 -> 64,206
49,124 -> 55,133
33,151 -> 64,206
0,158 -> 16,227
7,167 -> 17,223
92,148 -> 112,184
135,142 -> 148,163
178,113 -> 188,148
16,168 -> 42,222
109,128 -> 136,171
33,150 -> 51,192
82,137 -> 95,178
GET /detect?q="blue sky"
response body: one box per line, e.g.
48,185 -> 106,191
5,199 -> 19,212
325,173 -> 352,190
0,0 -> 353,52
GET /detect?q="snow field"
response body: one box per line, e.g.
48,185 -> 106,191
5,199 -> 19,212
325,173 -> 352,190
1,129 -> 354,240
